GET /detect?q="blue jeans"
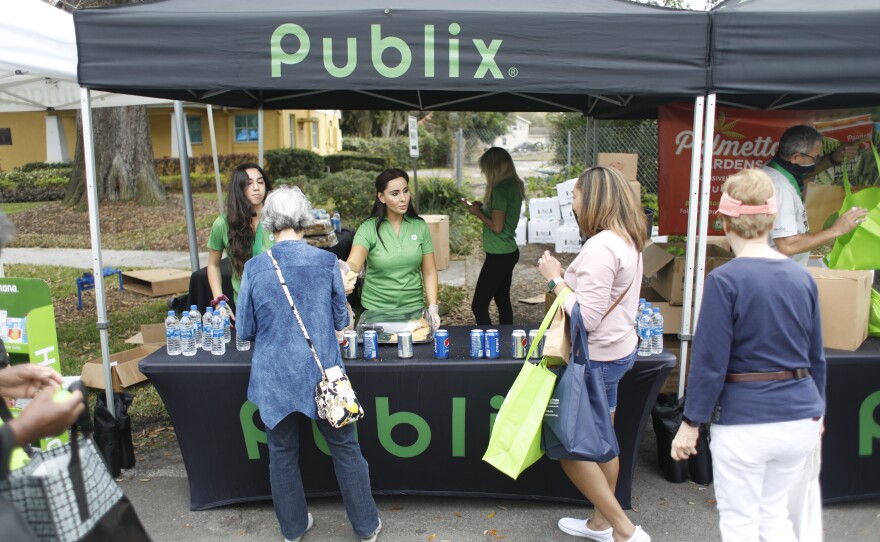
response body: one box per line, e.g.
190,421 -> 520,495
594,348 -> 638,412
266,413 -> 379,540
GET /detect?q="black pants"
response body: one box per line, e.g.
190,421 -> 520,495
472,250 -> 520,325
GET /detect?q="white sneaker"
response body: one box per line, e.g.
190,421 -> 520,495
622,526 -> 651,542
361,518 -> 382,542
285,512 -> 314,542
557,517 -> 613,541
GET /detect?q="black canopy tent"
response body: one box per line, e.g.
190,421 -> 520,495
73,0 -> 710,115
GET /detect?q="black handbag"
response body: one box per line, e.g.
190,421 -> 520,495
650,393 -> 713,485
93,392 -> 135,477
0,382 -> 152,541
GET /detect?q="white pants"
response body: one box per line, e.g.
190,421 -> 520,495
787,440 -> 823,542
710,418 -> 821,542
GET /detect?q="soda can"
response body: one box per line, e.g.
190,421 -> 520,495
528,329 -> 544,358
434,329 -> 450,359
511,329 -> 527,359
484,329 -> 500,359
397,331 -> 414,359
363,330 -> 379,360
469,329 -> 485,358
341,330 -> 358,359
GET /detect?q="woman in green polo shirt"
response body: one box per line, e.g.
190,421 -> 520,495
347,168 -> 441,330
207,163 -> 274,311
463,147 -> 525,325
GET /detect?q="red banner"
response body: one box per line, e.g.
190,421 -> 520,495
657,104 -> 875,235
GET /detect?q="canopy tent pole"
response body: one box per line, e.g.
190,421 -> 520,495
258,106 -> 264,168
174,100 -> 200,272
80,88 -> 115,419
692,93 -> 717,327
207,104 -> 223,213
676,95 -> 706,399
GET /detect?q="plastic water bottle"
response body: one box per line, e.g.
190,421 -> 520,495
637,309 -> 653,357
165,310 -> 181,356
235,328 -> 251,351
651,307 -> 664,355
180,314 -> 196,356
189,305 -> 202,347
211,310 -> 225,356
331,211 -> 341,232
219,301 -> 231,343
637,298 -> 647,326
202,307 -> 214,351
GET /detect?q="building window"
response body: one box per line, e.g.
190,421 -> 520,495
289,115 -> 296,148
311,121 -> 319,149
186,115 -> 203,144
234,114 -> 259,143
0,128 -> 11,145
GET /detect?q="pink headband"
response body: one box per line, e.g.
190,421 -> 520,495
718,192 -> 777,217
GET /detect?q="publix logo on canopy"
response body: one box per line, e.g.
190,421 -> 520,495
271,23 -> 507,79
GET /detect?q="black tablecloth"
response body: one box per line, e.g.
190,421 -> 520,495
821,337 -> 880,503
182,228 -> 355,314
140,325 -> 674,510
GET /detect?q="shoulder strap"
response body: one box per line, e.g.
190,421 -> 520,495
267,249 -> 327,377
601,252 -> 641,321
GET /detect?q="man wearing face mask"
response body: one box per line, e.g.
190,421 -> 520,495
764,125 -> 867,266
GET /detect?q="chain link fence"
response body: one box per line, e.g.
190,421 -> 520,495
448,121 -> 659,196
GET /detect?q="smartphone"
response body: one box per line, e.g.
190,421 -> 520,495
460,197 -> 473,206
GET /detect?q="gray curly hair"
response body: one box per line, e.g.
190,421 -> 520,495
261,185 -> 314,234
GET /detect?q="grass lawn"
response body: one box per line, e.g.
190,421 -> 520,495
0,201 -> 44,214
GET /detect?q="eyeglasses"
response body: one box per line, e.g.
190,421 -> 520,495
796,151 -> 820,165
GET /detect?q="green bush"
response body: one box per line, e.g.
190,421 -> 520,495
342,131 -> 449,169
153,154 -> 258,176
19,161 -> 71,172
158,173 -> 220,192
524,175 -> 558,199
265,148 -> 325,179
279,169 -> 377,230
0,168 -> 70,202
324,152 -> 386,173
417,178 -> 481,256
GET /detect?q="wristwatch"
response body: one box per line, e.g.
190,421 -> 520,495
547,277 -> 563,292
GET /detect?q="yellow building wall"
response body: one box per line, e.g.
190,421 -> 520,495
0,107 -> 341,170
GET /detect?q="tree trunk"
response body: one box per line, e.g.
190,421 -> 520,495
66,105 -> 165,210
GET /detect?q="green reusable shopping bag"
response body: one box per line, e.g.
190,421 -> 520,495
825,143 -> 880,270
482,289 -> 571,479
869,289 -> 880,338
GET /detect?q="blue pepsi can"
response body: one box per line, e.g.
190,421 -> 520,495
341,330 -> 358,359
363,330 -> 378,360
484,329 -> 500,359
434,329 -> 450,359
469,329 -> 485,358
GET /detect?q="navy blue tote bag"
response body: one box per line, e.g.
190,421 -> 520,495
542,306 -> 620,463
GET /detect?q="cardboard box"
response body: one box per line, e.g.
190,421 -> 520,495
659,337 -> 686,395
421,214 -> 450,271
529,196 -> 561,221
808,268 -> 872,351
598,152 -> 638,181
124,323 -> 166,347
641,287 -> 686,335
642,242 -> 735,305
559,204 -> 576,225
555,178 -> 577,206
80,345 -> 161,392
629,181 -> 641,204
528,219 -> 559,244
122,269 -> 191,297
515,218 -> 527,246
555,223 -> 582,254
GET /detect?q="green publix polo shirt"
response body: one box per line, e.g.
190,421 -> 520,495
483,178 -> 523,254
353,215 -> 434,310
207,214 -> 274,302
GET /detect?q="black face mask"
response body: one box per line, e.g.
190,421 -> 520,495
774,155 -> 817,183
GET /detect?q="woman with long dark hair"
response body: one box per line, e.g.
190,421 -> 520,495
463,147 -> 525,325
346,168 -> 440,330
207,163 -> 274,311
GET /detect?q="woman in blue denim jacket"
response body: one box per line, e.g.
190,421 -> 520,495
237,186 -> 381,542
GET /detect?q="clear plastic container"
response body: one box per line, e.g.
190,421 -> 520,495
355,307 -> 433,344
